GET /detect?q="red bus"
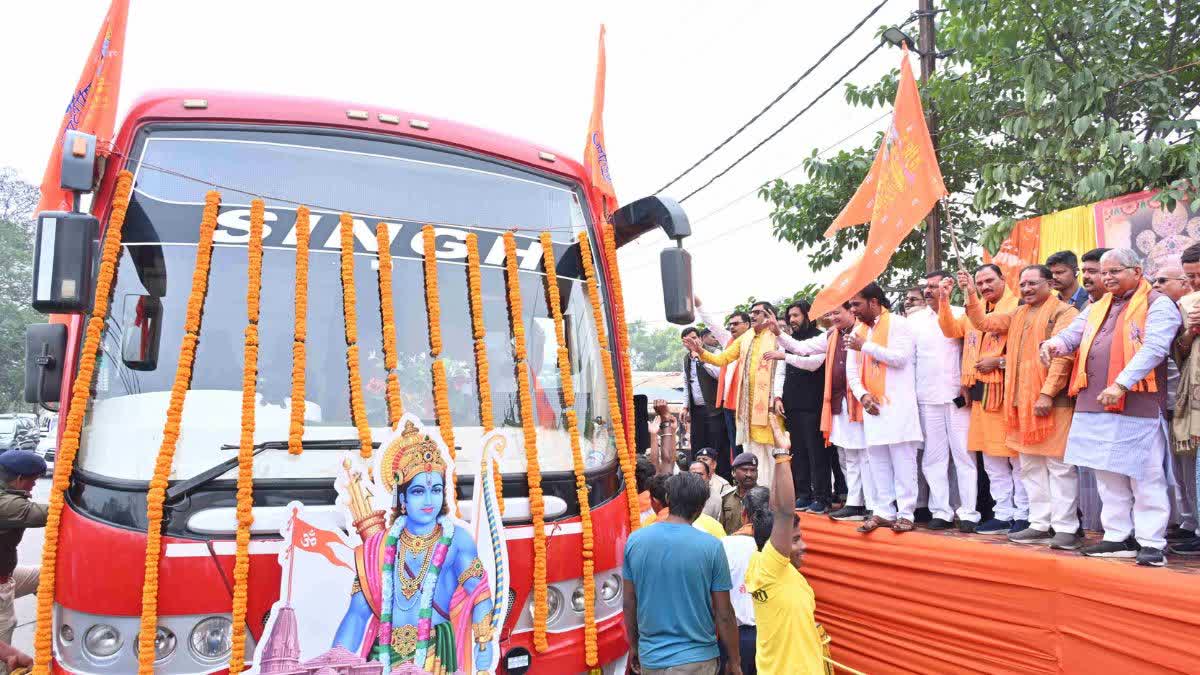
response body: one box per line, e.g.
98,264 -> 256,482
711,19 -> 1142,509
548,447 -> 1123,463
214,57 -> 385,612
27,90 -> 693,674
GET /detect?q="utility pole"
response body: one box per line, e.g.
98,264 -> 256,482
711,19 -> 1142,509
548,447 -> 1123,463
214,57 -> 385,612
918,0 -> 942,272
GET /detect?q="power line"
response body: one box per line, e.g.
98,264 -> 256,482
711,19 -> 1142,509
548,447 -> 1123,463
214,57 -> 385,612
652,0 -> 895,195
678,42 -> 888,204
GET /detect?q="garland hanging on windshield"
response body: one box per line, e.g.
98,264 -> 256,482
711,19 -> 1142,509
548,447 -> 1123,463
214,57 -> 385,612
32,171 -> 134,672
603,225 -> 636,454
540,232 -> 599,667
137,190 -> 222,674
229,199 -> 265,674
466,233 -> 503,513
288,207 -> 311,455
505,231 -> 549,652
578,233 -> 641,533
340,213 -> 374,459
376,223 -> 404,428
422,225 -> 458,514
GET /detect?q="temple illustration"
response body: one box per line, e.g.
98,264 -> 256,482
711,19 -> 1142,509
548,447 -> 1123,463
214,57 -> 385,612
258,604 -> 383,675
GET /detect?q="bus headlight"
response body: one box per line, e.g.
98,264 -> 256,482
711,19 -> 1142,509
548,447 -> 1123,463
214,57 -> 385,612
189,616 -> 232,662
543,587 -> 564,624
58,623 -> 75,646
83,623 -> 123,658
570,586 -> 585,613
600,574 -> 621,602
134,626 -> 177,663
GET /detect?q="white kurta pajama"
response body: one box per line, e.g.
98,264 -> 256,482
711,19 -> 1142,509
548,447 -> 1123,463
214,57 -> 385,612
777,331 -> 871,508
1044,293 -> 1181,550
846,314 -> 924,521
910,307 -> 980,524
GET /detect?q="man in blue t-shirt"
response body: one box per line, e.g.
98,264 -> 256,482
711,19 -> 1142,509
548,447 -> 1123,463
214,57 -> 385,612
623,472 -> 743,675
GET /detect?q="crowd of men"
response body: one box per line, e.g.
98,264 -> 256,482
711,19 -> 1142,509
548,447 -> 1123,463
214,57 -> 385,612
621,244 -> 1200,673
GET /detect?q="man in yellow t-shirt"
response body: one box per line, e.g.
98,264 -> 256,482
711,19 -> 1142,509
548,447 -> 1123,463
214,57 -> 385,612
744,443 -> 824,674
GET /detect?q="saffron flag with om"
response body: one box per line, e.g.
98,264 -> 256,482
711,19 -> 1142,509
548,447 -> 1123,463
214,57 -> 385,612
583,24 -> 618,222
810,47 -> 948,318
290,509 -> 352,571
37,0 -> 129,214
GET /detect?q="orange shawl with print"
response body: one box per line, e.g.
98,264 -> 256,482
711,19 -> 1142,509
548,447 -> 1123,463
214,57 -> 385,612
853,310 -> 892,404
1069,279 -> 1157,412
820,329 -> 864,444
1005,297 -> 1075,444
963,286 -> 1018,411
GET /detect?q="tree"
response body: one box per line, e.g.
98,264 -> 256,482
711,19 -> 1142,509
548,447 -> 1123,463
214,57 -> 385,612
0,168 -> 40,412
761,0 -> 1200,280
626,320 -> 686,372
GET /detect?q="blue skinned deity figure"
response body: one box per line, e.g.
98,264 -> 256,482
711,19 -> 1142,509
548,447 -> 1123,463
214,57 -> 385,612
333,421 -> 496,674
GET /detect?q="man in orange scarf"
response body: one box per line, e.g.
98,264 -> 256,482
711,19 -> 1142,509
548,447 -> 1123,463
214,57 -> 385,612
845,283 -> 923,534
1041,248 -> 1180,567
939,265 -> 1029,535
767,302 -> 871,522
960,265 -> 1082,550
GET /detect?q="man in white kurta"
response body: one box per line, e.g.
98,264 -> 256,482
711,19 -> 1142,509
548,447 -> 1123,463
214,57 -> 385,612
769,304 -> 873,521
845,284 -> 924,532
909,271 -> 980,531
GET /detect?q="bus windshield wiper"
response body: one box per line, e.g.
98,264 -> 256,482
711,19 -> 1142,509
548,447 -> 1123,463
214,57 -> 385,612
164,438 -> 379,503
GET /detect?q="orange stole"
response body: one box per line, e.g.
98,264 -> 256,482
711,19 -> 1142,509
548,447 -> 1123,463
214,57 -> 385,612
820,331 -> 863,444
1069,280 -> 1157,412
1003,298 -> 1075,447
852,310 -> 892,404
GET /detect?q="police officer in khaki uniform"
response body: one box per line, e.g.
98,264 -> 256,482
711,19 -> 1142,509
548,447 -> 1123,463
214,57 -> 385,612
0,451 -> 47,654
720,453 -> 761,534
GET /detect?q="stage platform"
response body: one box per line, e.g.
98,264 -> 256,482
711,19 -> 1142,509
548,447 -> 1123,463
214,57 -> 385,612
799,513 -> 1200,674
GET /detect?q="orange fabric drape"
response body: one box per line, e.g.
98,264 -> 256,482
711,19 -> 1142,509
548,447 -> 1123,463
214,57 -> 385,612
798,514 -> 1200,675
984,216 -> 1041,293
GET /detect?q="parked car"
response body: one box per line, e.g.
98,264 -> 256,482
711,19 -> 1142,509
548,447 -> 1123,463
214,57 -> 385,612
37,414 -> 58,476
0,415 -> 38,453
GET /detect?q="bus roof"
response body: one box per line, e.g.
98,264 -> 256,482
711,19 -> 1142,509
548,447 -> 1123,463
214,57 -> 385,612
119,89 -> 591,186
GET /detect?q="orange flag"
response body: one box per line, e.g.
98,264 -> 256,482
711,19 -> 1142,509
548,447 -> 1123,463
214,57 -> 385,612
290,511 -> 352,571
810,47 -> 948,318
37,0 -> 129,214
984,216 -> 1042,292
583,25 -> 618,223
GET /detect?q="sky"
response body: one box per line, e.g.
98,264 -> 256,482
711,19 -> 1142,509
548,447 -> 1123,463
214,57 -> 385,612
1,0 -> 916,325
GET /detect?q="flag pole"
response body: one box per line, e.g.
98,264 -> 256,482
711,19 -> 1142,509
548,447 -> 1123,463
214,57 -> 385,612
940,198 -> 966,272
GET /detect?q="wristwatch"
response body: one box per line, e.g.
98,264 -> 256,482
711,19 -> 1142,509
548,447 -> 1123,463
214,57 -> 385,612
1116,382 -> 1129,392
998,357 -> 1007,370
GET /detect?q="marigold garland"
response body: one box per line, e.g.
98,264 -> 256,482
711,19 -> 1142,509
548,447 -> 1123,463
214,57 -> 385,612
340,213 -> 374,459
229,199 -> 265,674
602,226 -> 636,454
288,207 -> 311,455
466,234 -> 503,513
540,232 -> 598,666
577,234 -> 641,533
32,171 -> 134,673
422,226 -> 458,513
375,223 -> 404,428
137,190 -> 222,674
504,232 -> 549,652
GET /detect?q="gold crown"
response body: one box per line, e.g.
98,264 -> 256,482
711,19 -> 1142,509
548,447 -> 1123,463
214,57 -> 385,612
381,420 -> 447,492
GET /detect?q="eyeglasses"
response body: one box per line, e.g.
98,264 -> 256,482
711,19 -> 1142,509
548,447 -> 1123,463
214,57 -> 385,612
727,320 -> 745,328
1099,266 -> 1136,277
1152,276 -> 1187,284
749,309 -> 766,316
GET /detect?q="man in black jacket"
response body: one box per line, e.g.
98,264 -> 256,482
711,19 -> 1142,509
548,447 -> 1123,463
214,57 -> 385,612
682,326 -> 728,465
772,301 -> 834,513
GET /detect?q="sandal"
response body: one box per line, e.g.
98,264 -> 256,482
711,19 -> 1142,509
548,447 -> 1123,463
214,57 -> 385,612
857,515 -> 894,533
892,518 -> 915,533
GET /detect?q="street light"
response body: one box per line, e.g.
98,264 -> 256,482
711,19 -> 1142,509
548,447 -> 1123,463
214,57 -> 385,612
881,27 -> 917,52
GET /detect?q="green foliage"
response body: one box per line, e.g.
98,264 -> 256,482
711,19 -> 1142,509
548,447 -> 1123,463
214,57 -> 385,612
729,283 -> 825,315
626,320 -> 686,371
762,0 -> 1200,277
0,169 -> 41,412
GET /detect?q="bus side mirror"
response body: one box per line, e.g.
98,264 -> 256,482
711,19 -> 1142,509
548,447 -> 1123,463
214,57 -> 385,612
122,294 -> 162,371
25,323 -> 67,405
32,211 -> 98,314
610,196 -> 695,325
660,246 -> 694,325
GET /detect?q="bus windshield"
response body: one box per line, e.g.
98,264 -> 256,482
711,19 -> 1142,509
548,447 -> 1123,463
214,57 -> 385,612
79,127 -> 618,482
